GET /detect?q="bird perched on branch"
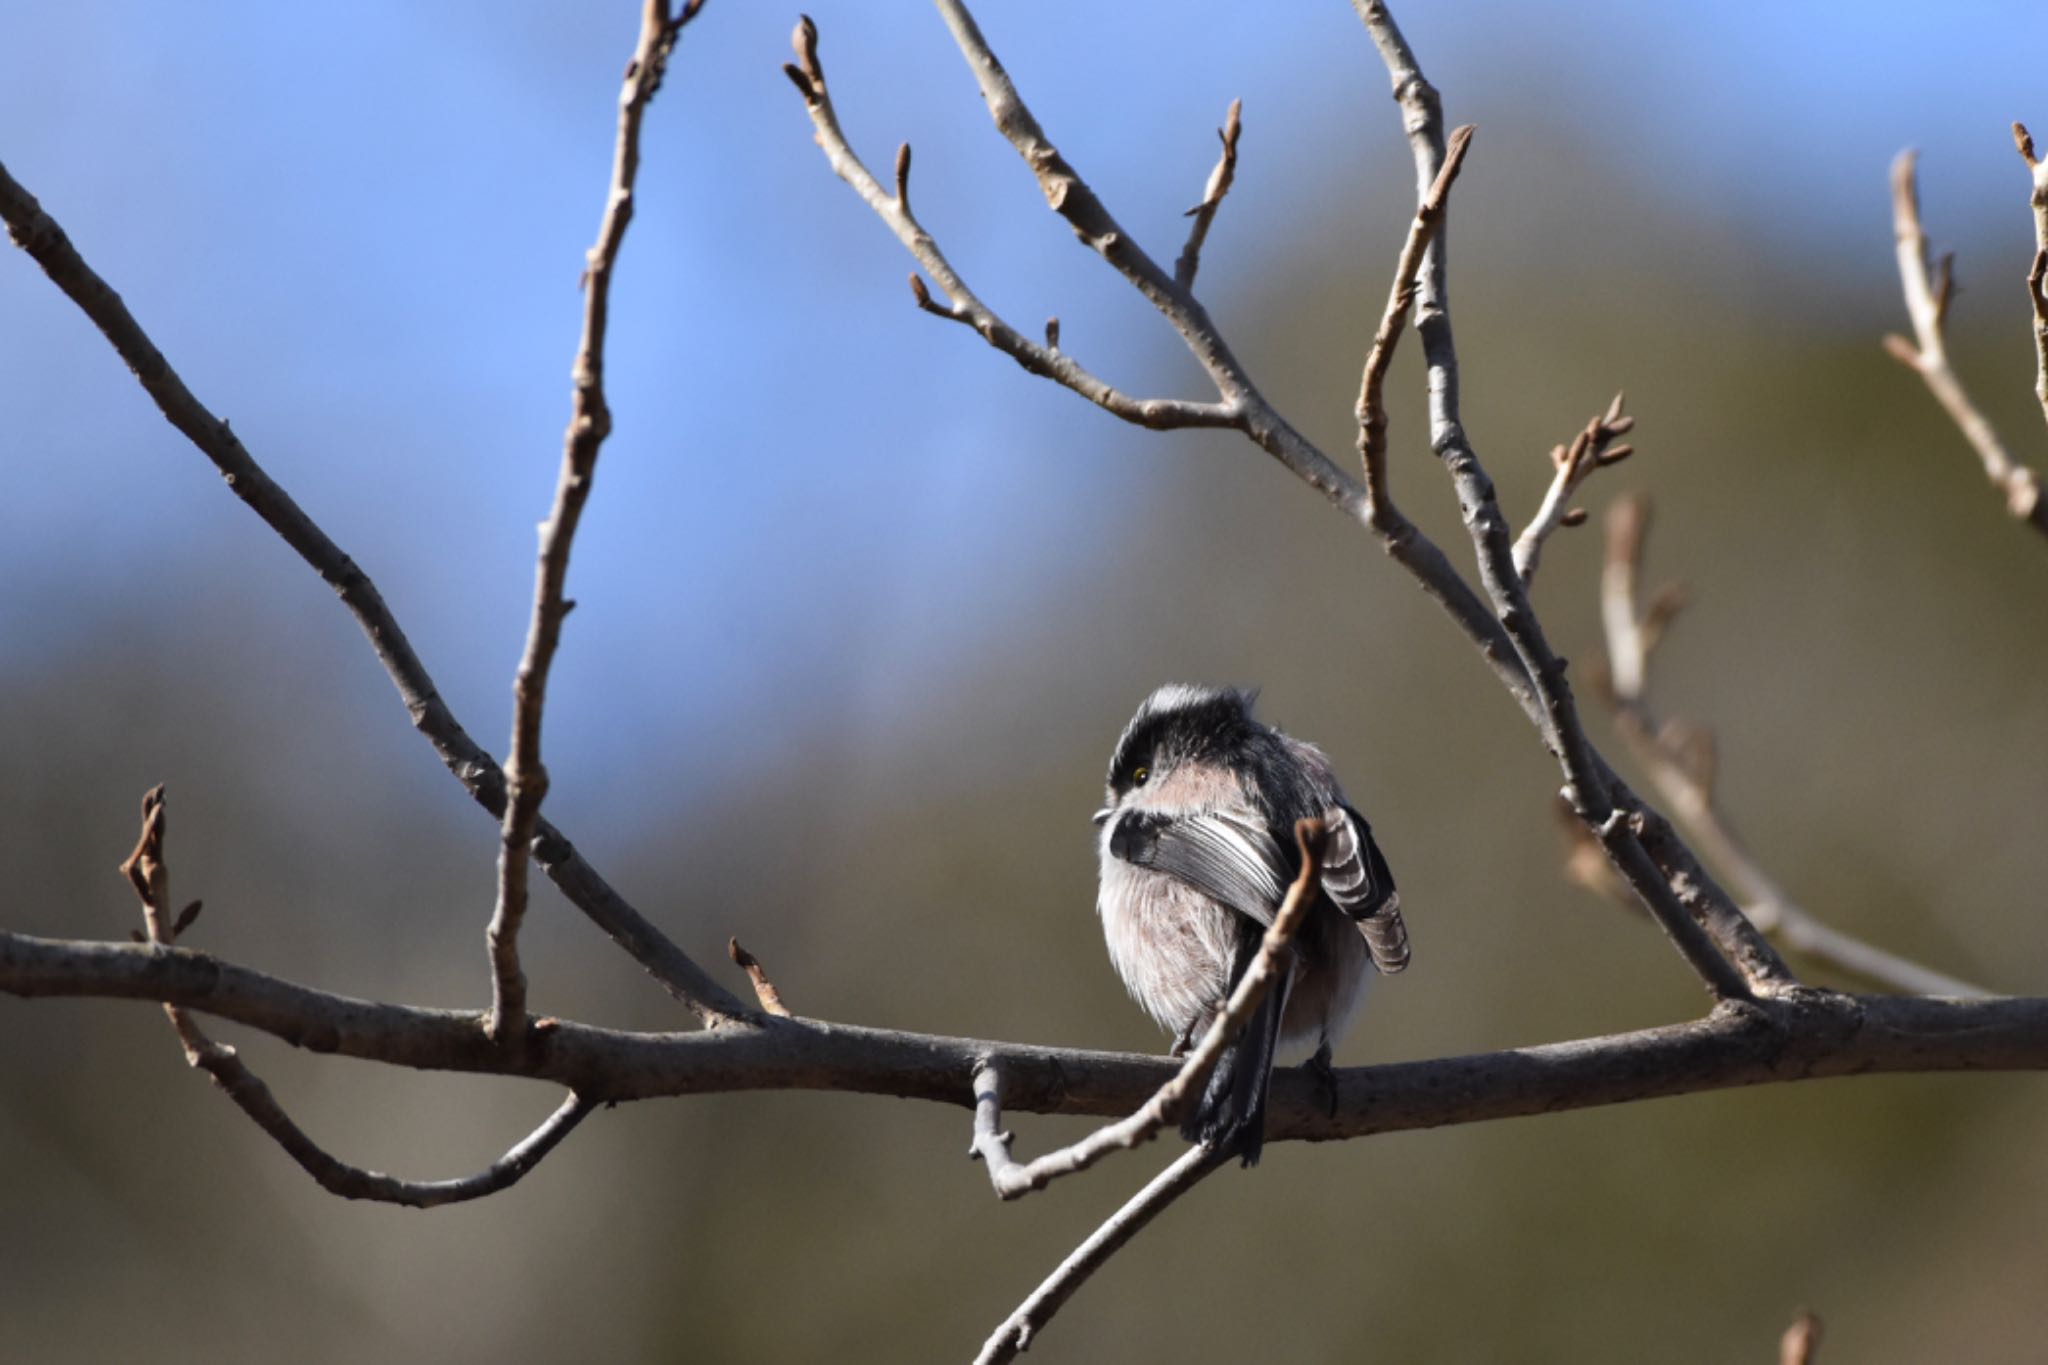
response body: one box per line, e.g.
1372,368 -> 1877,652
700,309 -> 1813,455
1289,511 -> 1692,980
1094,685 -> 1408,1166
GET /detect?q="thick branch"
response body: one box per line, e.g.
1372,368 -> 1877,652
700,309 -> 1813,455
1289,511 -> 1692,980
3,930 -> 2040,1142
1352,0 -> 1785,1000
1884,149 -> 2048,536
973,1144 -> 1226,1365
1596,497 -> 1988,999
970,821 -> 1326,1198
490,0 -> 693,1040
0,159 -> 747,1026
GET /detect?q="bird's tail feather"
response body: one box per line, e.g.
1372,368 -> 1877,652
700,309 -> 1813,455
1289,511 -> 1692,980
1181,936 -> 1287,1167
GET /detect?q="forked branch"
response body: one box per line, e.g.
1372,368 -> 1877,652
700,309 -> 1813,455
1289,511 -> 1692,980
0,43 -> 747,1028
782,16 -> 1238,432
1513,394 -> 1634,588
121,787 -> 595,1207
1352,0 -> 1784,1001
1883,149 -> 2048,536
491,0 -> 704,1042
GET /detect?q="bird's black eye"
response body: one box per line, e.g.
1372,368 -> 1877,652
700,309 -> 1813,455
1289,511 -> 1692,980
1132,766 -> 1149,786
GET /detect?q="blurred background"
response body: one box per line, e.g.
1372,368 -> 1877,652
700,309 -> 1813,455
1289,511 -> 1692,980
4,2 -> 2047,1360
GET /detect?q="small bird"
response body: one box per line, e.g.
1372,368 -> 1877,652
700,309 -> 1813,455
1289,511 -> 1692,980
1094,684 -> 1408,1166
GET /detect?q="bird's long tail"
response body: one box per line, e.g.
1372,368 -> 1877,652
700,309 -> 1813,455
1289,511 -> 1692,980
1181,932 -> 1288,1167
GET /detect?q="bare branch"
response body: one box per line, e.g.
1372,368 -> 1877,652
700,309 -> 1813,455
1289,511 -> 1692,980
973,1144 -> 1227,1365
1173,98 -> 1243,290
489,0 -> 692,1041
3,929 -> 2039,1142
727,938 -> 791,1017
971,821 -> 1327,1199
782,18 -> 1237,432
119,789 -> 595,1206
1354,122 -> 1475,526
1885,150 -> 2048,536
796,3 -> 1542,728
1513,393 -> 1634,587
797,0 -> 1787,1000
1597,497 -> 1989,998
2017,122 -> 2048,440
1352,0 -> 1786,1001
185,1053 -> 596,1209
0,153 -> 748,1026
925,0 -> 1365,501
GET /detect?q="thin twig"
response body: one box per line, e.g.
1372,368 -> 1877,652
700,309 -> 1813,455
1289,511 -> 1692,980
1354,122 -> 1475,526
490,0 -> 695,1042
727,938 -> 791,1017
1779,1310 -> 1823,1365
1352,0 -> 1783,1001
782,17 -> 1238,432
1174,98 -> 1242,290
1512,394 -> 1634,587
1883,150 -> 2048,536
0,145 -> 745,1029
119,788 -> 595,1206
970,821 -> 1327,1199
1597,496 -> 1989,998
973,1143 -> 1227,1365
2016,123 -> 2048,441
184,1067 -> 595,1208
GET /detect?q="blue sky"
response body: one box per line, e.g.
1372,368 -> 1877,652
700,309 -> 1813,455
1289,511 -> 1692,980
3,1 -> 2044,822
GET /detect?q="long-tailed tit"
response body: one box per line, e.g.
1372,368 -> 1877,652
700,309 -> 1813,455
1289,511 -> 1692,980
1094,684 -> 1408,1166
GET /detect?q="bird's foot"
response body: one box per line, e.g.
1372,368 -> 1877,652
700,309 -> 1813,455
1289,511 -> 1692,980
1304,1043 -> 1340,1118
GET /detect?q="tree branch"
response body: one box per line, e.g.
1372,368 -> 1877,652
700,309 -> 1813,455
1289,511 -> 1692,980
4,929 -> 2042,1140
970,821 -> 1326,1199
0,147 -> 748,1028
1595,497 -> 1989,999
117,787 -> 595,1207
1512,393 -> 1633,588
1354,122 -> 1474,526
2016,123 -> 2048,442
973,1144 -> 1227,1365
792,0 -> 1789,1001
1351,0 -> 1786,1001
781,17 -> 1237,432
490,0 -> 698,1041
1883,149 -> 2048,536
1173,98 -> 1242,290
794,3 -> 1542,730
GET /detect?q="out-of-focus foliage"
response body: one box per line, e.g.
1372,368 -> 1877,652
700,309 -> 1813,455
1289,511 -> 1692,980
2,2 -> 2045,1361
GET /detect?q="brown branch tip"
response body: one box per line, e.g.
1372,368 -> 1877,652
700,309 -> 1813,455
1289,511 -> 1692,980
1779,1309 -> 1823,1365
728,937 -> 791,1017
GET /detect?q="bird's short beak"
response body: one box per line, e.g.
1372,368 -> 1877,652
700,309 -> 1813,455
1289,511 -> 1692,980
1091,807 -> 1113,826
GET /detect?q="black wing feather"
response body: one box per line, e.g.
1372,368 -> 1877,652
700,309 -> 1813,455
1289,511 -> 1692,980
1109,809 -> 1288,925
1324,804 -> 1409,973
